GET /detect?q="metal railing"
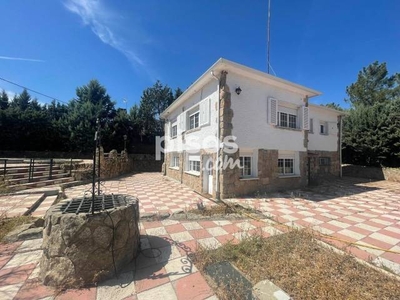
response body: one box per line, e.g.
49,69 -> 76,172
1,158 -> 76,184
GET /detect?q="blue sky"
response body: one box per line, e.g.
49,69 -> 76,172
0,0 -> 399,109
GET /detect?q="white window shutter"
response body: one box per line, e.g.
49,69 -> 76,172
176,115 -> 180,134
205,99 -> 210,124
199,100 -> 206,125
325,121 -> 329,135
302,106 -> 309,130
200,99 -> 210,125
180,112 -> 186,133
268,98 -> 278,125
165,121 -> 169,137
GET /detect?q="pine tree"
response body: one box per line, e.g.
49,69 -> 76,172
343,62 -> 400,167
0,90 -> 9,110
11,89 -> 31,110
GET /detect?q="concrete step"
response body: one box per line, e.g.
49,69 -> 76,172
7,172 -> 72,185
10,177 -> 75,191
1,165 -> 62,175
2,193 -> 46,218
30,195 -> 59,217
4,169 -> 67,180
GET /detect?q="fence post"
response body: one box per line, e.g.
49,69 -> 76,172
3,159 -> 7,178
28,159 -> 32,182
49,158 -> 53,180
70,158 -> 73,177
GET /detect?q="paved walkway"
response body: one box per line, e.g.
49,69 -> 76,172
0,193 -> 58,218
1,173 -> 399,299
228,177 -> 400,271
64,173 -> 216,215
0,218 -> 279,300
0,194 -> 45,218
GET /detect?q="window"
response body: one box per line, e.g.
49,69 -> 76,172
239,150 -> 258,178
189,160 -> 200,172
171,155 -> 179,168
278,112 -> 288,127
320,122 -> 328,135
278,158 -> 294,175
239,156 -> 252,177
189,112 -> 200,130
289,114 -> 297,129
319,157 -> 331,166
187,154 -> 201,173
278,112 -> 297,129
171,125 -> 177,138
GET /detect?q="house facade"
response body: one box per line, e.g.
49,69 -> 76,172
161,58 -> 344,199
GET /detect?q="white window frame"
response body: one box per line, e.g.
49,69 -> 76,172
278,151 -> 299,177
189,160 -> 200,172
278,158 -> 294,175
276,101 -> 300,130
186,153 -> 201,175
278,112 -> 298,129
171,124 -> 177,138
320,121 -> 329,135
239,156 -> 252,178
320,124 -> 325,134
189,111 -> 200,130
170,154 -> 179,168
239,149 -> 258,179
278,112 -> 288,127
288,114 -> 297,129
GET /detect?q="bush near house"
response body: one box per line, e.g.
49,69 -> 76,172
341,61 -> 400,167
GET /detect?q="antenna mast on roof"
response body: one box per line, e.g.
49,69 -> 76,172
267,0 -> 271,74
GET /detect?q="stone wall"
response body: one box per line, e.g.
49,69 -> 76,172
165,151 -> 217,197
220,150 -> 308,198
99,149 -> 133,179
71,150 -> 162,181
131,154 -> 163,172
342,165 -> 400,182
40,197 -> 140,288
308,150 -> 340,185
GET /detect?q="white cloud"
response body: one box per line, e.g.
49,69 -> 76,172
0,87 -> 16,100
63,0 -> 147,68
6,90 -> 16,99
0,56 -> 44,62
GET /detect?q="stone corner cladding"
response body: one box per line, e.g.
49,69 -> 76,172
39,200 -> 140,288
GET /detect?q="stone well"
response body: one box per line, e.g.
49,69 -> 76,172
39,195 -> 140,288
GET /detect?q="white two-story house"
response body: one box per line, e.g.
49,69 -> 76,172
161,58 -> 344,199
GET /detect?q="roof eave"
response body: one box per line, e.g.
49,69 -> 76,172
161,58 -> 323,118
309,103 -> 348,115
160,58 -> 224,119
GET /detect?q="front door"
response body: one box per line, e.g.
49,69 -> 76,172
203,156 -> 213,194
207,159 -> 213,194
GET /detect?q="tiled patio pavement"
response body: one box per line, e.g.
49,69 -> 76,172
0,194 -> 46,218
227,177 -> 400,271
1,173 -> 400,299
0,219 -> 278,300
64,173 -> 215,215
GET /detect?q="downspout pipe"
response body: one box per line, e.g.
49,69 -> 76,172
211,71 -> 220,200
